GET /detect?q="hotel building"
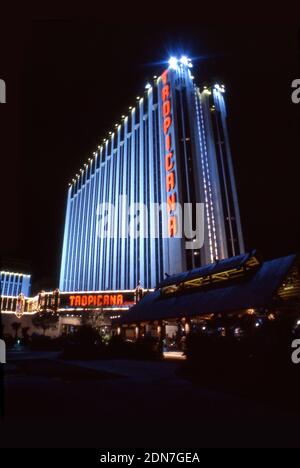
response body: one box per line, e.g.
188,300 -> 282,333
59,56 -> 244,291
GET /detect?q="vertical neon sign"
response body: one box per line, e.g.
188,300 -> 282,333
161,70 -> 177,237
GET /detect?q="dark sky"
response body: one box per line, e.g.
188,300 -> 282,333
0,22 -> 299,291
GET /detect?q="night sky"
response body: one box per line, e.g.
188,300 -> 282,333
0,22 -> 299,292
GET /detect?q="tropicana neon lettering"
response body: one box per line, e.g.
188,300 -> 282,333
161,70 -> 177,237
69,294 -> 123,308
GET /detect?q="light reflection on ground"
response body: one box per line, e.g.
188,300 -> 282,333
163,351 -> 186,360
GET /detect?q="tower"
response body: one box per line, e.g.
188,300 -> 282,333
60,56 -> 244,291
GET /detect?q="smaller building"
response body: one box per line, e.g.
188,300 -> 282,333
1,287 -> 149,339
114,251 -> 300,347
0,271 -> 31,297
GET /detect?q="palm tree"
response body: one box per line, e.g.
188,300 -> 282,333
21,326 -> 30,343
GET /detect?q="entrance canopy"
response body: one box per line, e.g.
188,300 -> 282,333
116,252 -> 297,325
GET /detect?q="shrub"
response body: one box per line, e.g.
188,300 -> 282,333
60,325 -> 107,360
29,334 -> 63,351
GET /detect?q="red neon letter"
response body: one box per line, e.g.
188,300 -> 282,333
163,116 -> 172,134
167,193 -> 176,212
97,295 -> 103,306
110,295 -> 116,306
168,216 -> 177,237
161,70 -> 168,85
75,295 -> 81,307
165,133 -> 171,151
162,100 -> 171,117
166,171 -> 175,192
161,84 -> 170,102
88,295 -> 94,306
165,152 -> 174,172
103,295 -> 109,306
117,294 -> 123,305
69,295 -> 75,307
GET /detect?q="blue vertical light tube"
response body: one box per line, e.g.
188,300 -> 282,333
112,127 -> 121,289
213,90 -> 245,255
82,162 -> 93,289
69,186 -> 78,291
129,109 -> 136,289
147,87 -> 156,288
120,118 -> 128,289
59,186 -> 72,290
138,98 -> 145,288
78,166 -> 88,289
87,154 -> 98,290
97,146 -> 106,290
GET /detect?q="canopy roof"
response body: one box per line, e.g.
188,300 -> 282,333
117,253 -> 297,324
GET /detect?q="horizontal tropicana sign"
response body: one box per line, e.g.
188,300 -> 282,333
61,291 -> 137,309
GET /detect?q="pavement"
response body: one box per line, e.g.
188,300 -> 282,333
1,349 -> 300,448
63,357 -> 186,382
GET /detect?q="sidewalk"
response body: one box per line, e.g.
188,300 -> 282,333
63,358 -> 187,383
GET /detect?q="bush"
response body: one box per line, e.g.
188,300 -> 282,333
106,334 -> 163,360
107,334 -> 135,358
3,334 -> 15,349
29,334 -> 63,351
184,316 -> 298,386
60,330 -> 164,361
134,335 -> 163,360
60,325 -> 107,360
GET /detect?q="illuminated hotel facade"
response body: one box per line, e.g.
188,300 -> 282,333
60,56 -> 244,292
0,271 -> 31,297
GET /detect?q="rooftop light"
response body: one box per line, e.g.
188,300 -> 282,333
168,57 -> 178,69
180,55 -> 189,66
